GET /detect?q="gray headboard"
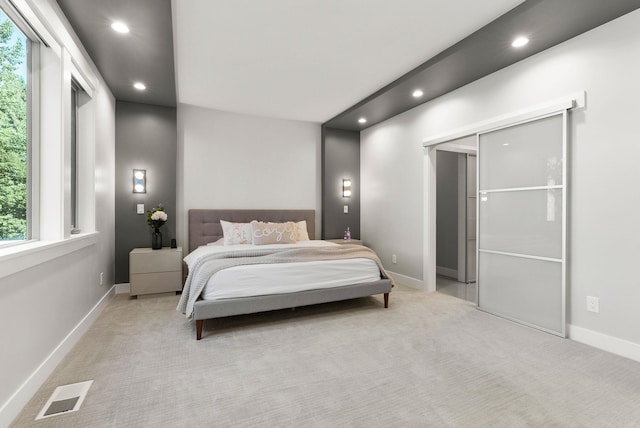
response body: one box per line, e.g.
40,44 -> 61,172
188,209 -> 316,253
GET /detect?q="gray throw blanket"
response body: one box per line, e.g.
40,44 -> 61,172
177,245 -> 392,319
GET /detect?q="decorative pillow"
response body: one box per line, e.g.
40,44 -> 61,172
251,221 -> 297,245
295,220 -> 310,241
220,220 -> 253,245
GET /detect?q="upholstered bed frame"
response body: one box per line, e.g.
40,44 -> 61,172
187,209 -> 392,340
188,209 -> 318,253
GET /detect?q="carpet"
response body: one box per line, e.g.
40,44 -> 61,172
10,285 -> 640,427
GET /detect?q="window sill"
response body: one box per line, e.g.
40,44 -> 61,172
0,232 -> 99,279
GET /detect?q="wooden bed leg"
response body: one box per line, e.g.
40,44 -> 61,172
196,320 -> 203,340
384,293 -> 389,308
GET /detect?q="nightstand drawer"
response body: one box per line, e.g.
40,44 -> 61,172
130,247 -> 182,274
130,271 -> 181,296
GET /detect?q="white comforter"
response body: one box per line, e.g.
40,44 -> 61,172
179,240 -> 383,316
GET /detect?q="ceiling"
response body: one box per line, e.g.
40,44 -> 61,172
56,0 -> 640,130
56,0 -> 176,107
327,0 -> 640,130
172,0 -> 524,123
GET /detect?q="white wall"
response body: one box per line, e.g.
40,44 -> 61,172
0,1 -> 116,425
361,9 -> 640,349
176,105 -> 321,247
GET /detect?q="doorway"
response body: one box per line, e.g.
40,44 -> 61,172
434,137 -> 477,303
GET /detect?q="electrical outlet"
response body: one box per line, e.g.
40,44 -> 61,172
586,296 -> 599,313
392,254 -> 397,264
99,272 -> 104,286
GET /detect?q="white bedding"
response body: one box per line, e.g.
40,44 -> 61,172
184,240 -> 381,301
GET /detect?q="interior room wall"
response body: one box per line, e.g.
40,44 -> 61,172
361,9 -> 640,349
322,127 -> 360,240
436,150 -> 459,274
176,105 -> 321,248
360,112 -> 426,280
114,101 -> 177,283
0,37 -> 116,427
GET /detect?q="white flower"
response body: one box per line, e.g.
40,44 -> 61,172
151,211 -> 167,221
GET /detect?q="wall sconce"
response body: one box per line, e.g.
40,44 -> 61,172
342,179 -> 352,197
133,169 -> 146,193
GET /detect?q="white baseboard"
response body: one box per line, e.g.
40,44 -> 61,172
569,324 -> 640,363
0,285 -> 115,427
386,270 -> 425,291
115,282 -> 130,294
436,266 -> 458,278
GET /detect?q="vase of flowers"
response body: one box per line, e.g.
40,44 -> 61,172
147,205 -> 168,250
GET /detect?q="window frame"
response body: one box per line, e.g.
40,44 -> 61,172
70,79 -> 78,231
0,3 -> 36,247
0,0 -> 99,278
68,60 -> 95,237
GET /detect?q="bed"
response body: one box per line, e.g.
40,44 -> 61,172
178,209 -> 393,340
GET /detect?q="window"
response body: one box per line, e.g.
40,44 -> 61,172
70,80 -> 78,231
0,0 -> 100,277
0,8 -> 31,245
69,78 -> 91,234
68,75 -> 94,236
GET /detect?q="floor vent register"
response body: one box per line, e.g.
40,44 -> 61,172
36,380 -> 93,420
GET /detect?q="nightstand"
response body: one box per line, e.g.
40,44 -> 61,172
325,239 -> 363,245
129,247 -> 182,297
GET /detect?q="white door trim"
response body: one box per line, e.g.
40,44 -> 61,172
423,145 -> 437,292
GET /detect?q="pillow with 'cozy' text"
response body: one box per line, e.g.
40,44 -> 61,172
251,221 -> 297,245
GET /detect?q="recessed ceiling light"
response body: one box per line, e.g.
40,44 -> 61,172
512,36 -> 529,48
412,89 -> 424,98
111,21 -> 130,34
133,82 -> 146,90
358,118 -> 367,124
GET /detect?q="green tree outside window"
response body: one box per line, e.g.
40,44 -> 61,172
0,13 -> 27,240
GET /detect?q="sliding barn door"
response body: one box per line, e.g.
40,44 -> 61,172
477,112 -> 567,336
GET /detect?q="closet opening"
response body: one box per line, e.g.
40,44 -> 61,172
434,136 -> 477,304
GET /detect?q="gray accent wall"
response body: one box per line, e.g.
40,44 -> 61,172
436,150 -> 459,272
322,127 -> 360,239
115,101 -> 177,283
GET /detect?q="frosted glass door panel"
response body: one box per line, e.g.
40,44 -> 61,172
477,111 -> 566,336
478,253 -> 563,333
479,115 -> 563,190
479,189 -> 562,258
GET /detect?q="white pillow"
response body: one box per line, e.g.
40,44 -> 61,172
220,220 -> 253,245
251,221 -> 297,245
295,220 -> 310,241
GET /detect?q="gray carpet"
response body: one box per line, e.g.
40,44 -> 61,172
11,285 -> 640,427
